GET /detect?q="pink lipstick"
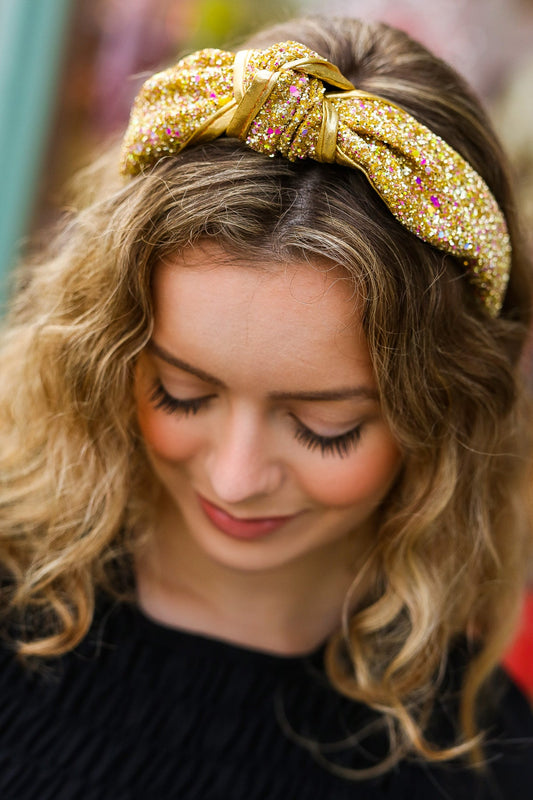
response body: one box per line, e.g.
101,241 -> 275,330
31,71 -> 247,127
197,495 -> 298,540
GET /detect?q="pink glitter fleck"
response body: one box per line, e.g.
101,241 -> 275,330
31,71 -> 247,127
267,127 -> 274,135
430,196 -> 441,208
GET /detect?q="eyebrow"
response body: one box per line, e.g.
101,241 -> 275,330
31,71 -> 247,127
148,340 -> 379,402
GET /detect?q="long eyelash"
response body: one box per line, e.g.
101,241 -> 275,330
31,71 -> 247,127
148,380 -> 211,416
294,423 -> 362,458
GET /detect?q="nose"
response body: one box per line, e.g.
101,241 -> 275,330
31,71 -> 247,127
205,405 -> 284,505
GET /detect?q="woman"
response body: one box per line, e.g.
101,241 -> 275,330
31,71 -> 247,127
0,16 -> 532,799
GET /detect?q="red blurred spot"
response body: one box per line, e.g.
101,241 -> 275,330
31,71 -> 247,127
503,591 -> 533,698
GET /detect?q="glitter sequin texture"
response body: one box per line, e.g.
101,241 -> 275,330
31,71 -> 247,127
120,41 -> 511,316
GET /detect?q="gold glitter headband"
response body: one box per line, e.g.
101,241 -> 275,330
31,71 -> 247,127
120,41 -> 511,316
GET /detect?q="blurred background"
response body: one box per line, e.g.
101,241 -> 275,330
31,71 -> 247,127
0,0 -> 532,690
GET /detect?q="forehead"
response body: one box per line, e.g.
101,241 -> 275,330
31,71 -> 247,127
151,244 -> 374,391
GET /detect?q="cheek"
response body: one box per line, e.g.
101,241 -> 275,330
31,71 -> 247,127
136,396 -> 201,464
296,435 -> 402,508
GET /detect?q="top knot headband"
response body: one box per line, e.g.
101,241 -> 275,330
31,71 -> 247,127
120,41 -> 511,316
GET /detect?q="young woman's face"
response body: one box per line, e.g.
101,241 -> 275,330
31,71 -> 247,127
135,245 -> 402,574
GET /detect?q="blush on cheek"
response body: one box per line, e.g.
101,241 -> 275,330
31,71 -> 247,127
136,403 -> 199,463
300,444 -> 402,507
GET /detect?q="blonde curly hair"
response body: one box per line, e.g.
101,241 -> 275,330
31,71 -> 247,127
0,16 -> 531,777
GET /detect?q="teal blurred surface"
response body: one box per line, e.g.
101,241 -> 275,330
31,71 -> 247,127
0,0 -> 72,308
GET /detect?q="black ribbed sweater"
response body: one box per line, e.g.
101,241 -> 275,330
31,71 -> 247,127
0,596 -> 532,799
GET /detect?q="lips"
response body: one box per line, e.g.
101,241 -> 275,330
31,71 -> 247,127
197,495 -> 298,540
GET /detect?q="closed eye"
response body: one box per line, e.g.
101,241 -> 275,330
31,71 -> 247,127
149,379 -> 364,458
149,380 -> 215,416
293,418 -> 363,458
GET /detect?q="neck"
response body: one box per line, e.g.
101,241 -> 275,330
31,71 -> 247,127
135,504 -> 372,656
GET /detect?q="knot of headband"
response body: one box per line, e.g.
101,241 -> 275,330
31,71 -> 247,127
120,41 -> 511,316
